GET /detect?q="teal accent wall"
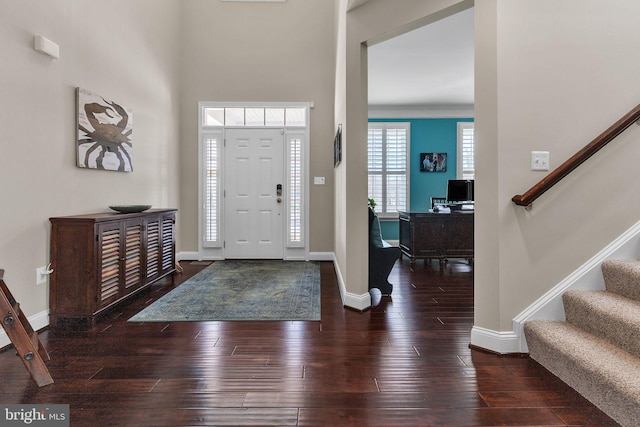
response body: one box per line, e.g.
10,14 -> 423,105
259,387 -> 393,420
369,117 -> 474,240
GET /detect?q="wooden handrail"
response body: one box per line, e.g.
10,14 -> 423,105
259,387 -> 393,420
512,104 -> 640,207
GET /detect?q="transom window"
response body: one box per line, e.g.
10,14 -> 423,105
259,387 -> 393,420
203,107 -> 306,127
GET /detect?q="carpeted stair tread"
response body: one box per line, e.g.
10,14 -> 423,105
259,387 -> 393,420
601,259 -> 640,302
525,319 -> 640,427
563,289 -> 640,358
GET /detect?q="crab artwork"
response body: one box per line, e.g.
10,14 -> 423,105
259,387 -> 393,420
77,88 -> 133,172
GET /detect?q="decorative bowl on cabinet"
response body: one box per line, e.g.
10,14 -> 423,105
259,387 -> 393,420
108,205 -> 152,214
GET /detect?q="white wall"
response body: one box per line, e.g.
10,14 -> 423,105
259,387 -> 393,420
0,0 -> 181,320
473,0 -> 640,350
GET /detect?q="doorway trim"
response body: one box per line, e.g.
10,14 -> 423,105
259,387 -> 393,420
197,102 -> 311,261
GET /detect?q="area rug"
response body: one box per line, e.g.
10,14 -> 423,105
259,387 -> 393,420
128,260 -> 320,322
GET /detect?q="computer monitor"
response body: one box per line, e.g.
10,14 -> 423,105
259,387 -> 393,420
446,179 -> 474,203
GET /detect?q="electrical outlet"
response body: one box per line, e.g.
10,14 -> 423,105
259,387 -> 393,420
531,151 -> 550,171
36,266 -> 48,285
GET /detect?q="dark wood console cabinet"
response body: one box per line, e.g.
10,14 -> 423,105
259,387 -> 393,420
49,209 -> 177,325
399,211 -> 473,266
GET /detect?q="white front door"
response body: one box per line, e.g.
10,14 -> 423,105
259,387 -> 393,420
224,128 -> 285,259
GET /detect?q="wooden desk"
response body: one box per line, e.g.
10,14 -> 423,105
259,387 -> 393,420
399,211 -> 473,267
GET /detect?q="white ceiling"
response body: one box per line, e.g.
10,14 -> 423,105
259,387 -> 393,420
367,8 -> 474,109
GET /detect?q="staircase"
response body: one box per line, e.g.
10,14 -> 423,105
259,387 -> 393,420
524,259 -> 640,427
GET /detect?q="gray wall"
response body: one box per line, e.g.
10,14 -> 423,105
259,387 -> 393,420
0,0 -> 181,318
178,0 -> 337,256
4,0 -> 639,354
337,0 -> 640,352
474,0 -> 640,337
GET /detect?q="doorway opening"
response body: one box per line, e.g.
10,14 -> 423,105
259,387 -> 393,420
198,103 -> 310,261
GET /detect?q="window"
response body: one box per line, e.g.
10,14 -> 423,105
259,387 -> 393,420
367,122 -> 409,216
287,134 -> 303,246
457,122 -> 475,180
202,106 -> 306,127
202,132 -> 222,247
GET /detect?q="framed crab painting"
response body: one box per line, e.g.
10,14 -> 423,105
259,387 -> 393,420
76,88 -> 133,172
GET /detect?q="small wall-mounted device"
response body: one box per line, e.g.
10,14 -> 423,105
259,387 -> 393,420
36,263 -> 54,285
34,35 -> 60,59
531,151 -> 550,171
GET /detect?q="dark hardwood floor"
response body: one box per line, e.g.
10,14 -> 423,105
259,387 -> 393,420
0,259 -> 619,426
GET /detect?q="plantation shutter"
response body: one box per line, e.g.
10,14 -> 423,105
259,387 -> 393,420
457,122 -> 475,180
202,132 -> 222,247
368,123 -> 409,216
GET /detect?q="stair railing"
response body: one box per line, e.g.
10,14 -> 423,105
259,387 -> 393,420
512,104 -> 640,208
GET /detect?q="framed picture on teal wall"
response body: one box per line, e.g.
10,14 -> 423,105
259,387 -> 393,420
420,152 -> 447,172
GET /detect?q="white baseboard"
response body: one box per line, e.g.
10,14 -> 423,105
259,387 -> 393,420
470,326 -> 521,354
342,290 -> 372,311
309,252 -> 334,261
331,253 -> 371,311
0,309 -> 50,349
177,251 -> 199,261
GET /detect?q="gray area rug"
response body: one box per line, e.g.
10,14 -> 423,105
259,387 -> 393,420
128,260 -> 321,322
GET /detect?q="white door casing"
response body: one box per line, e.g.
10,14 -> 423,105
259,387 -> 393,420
224,128 -> 285,259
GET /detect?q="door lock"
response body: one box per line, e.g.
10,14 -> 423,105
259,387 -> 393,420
276,184 -> 282,196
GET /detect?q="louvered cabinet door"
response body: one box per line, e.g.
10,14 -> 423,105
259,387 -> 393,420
160,214 -> 175,275
123,220 -> 143,295
97,223 -> 122,309
145,218 -> 161,282
144,212 -> 176,284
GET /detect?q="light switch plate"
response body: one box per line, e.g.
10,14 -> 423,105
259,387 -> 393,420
314,176 -> 325,185
36,266 -> 48,285
531,151 -> 550,171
